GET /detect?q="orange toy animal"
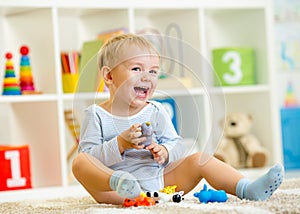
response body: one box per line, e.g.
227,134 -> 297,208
123,193 -> 156,207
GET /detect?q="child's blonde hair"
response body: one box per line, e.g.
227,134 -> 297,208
97,34 -> 159,70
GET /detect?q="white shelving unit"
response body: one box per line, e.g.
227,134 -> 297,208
0,0 -> 282,190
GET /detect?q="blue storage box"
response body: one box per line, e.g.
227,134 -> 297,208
154,98 -> 178,133
280,108 -> 300,170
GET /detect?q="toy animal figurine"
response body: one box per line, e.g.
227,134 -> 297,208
141,121 -> 153,146
146,190 -> 184,203
160,185 -> 177,194
172,191 -> 184,203
146,191 -> 160,203
193,184 -> 228,204
123,192 -> 156,207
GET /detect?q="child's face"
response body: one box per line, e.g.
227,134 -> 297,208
109,46 -> 159,109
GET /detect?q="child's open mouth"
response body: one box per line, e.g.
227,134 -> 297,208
134,86 -> 150,99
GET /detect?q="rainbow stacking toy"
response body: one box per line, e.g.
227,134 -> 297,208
19,46 -> 35,94
2,52 -> 21,95
284,81 -> 298,107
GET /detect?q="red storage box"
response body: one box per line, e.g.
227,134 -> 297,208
0,145 -> 32,191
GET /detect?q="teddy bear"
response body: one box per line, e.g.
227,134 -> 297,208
214,112 -> 268,168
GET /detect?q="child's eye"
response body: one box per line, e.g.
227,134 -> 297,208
149,70 -> 158,75
132,67 -> 142,72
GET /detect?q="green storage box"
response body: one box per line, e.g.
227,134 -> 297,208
212,47 -> 256,86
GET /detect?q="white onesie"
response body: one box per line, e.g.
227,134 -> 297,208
78,100 -> 186,191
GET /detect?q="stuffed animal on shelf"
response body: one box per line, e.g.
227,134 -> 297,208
214,112 -> 268,168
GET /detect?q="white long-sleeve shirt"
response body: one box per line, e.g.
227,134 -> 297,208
78,100 -> 186,191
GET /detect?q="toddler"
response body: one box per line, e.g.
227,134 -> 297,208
72,34 -> 283,204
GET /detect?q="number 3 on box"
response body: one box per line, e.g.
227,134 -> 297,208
222,51 -> 242,84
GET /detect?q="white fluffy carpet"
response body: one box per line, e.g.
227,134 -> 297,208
1,178 -> 300,214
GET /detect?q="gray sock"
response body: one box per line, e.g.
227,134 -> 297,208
236,163 -> 284,201
109,170 -> 141,198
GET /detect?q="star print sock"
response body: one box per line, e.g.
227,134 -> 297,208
109,170 -> 141,199
236,163 -> 284,201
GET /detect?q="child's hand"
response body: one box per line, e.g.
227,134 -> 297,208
117,124 -> 146,153
146,143 -> 169,165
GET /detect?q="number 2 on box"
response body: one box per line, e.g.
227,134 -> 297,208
222,51 -> 243,84
5,150 -> 26,187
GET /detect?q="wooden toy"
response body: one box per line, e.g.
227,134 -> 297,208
2,52 -> 21,95
0,145 -> 32,191
19,45 -> 38,94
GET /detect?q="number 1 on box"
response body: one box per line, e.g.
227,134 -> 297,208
5,150 -> 26,188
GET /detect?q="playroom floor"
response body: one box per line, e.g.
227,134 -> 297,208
0,169 -> 299,203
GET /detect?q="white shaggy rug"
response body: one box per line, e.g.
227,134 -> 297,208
0,178 -> 300,214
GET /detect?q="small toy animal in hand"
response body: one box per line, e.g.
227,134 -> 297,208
141,122 -> 153,147
193,184 -> 228,204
